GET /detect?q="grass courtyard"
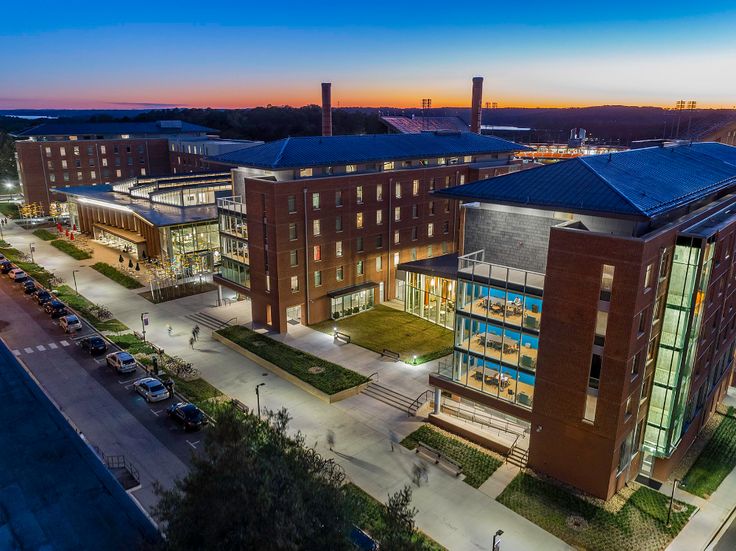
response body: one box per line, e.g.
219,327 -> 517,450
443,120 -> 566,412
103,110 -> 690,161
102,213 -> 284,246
312,304 -> 453,364
497,473 -> 695,551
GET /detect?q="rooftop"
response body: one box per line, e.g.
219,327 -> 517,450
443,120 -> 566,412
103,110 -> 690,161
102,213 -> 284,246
436,142 -> 736,219
381,116 -> 469,134
56,184 -> 217,226
397,253 -> 459,280
209,131 -> 531,170
14,119 -> 215,138
0,341 -> 157,549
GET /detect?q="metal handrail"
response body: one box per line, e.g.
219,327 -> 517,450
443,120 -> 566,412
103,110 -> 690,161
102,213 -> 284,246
367,371 -> 379,381
215,316 -> 238,329
506,434 -> 521,464
407,389 -> 433,417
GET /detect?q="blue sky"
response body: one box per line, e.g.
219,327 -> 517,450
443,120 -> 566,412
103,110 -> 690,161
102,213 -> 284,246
2,1 -> 735,108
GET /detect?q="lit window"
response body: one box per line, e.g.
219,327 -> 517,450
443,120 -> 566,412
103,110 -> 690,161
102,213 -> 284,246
383,161 -> 394,170
376,256 -> 383,271
394,230 -> 400,244
376,184 -> 383,201
412,179 -> 419,196
102,158 -> 108,167
290,250 -> 298,267
346,164 -> 357,173
394,207 -> 401,221
600,265 -> 615,301
314,271 -> 322,287
49,173 -> 56,183
428,223 -> 434,237
356,212 -> 363,229
356,186 -> 363,204
115,169 -> 122,177
376,209 -> 383,225
394,252 -> 400,265
395,182 -> 402,198
313,219 -> 321,236
595,311 -> 608,346
438,157 -> 446,165
59,147 -> 66,157
140,168 -> 146,176
336,241 -> 343,257
77,171 -> 83,181
312,192 -> 320,209
100,145 -> 106,154
357,260 -> 364,276
336,266 -> 344,281
290,276 -> 299,292
644,263 -> 654,290
44,147 -> 51,157
91,170 -> 97,179
73,146 -> 80,156
313,245 -> 322,261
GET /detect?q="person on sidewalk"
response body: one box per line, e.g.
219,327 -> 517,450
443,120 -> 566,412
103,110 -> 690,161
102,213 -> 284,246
194,325 -> 200,340
189,337 -> 195,349
167,324 -> 172,336
327,429 -> 335,451
389,430 -> 399,452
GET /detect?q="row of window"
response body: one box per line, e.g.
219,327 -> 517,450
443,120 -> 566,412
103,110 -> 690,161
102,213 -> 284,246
48,168 -> 145,183
292,216 -> 450,241
296,158 -> 473,179
47,156 -> 144,171
44,144 -> 144,157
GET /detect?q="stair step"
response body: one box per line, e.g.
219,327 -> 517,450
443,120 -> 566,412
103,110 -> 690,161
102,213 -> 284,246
362,382 -> 415,412
184,312 -> 223,330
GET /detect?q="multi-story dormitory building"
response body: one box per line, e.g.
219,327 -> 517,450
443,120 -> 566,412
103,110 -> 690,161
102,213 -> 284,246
423,141 -> 736,499
209,131 -> 531,333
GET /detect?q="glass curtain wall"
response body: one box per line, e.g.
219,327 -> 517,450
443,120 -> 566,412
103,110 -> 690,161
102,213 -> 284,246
160,221 -> 220,276
331,289 -> 375,319
405,272 -> 456,329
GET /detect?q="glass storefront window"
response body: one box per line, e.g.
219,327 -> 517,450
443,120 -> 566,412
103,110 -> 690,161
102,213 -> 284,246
404,272 -> 456,329
452,352 -> 535,409
331,289 -> 375,319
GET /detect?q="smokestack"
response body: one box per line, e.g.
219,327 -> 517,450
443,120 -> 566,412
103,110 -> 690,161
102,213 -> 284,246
321,82 -> 332,137
470,76 -> 483,134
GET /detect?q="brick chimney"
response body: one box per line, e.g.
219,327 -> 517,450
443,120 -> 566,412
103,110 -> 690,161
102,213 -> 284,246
470,77 -> 483,133
321,82 -> 332,137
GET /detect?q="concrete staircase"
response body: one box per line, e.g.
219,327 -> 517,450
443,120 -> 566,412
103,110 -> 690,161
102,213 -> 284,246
184,311 -> 228,331
362,382 -> 416,413
506,445 -> 529,469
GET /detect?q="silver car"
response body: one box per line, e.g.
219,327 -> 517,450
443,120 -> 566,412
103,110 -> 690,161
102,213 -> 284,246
133,377 -> 170,403
106,351 -> 137,374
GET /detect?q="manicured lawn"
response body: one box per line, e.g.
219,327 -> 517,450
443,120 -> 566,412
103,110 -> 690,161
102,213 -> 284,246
217,325 -> 369,395
345,483 -> 446,551
0,203 -> 19,219
32,228 -> 57,241
0,242 -> 57,287
54,285 -> 128,332
681,407 -> 736,498
497,473 -> 695,551
50,239 -> 92,260
312,304 -> 453,364
91,262 -> 143,289
108,332 -> 157,354
401,425 -> 502,488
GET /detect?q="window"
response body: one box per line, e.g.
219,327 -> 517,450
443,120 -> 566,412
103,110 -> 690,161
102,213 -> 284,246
600,264 -> 615,301
47,160 -> 54,170
624,395 -> 634,420
313,245 -> 322,261
101,158 -> 108,167
289,223 -> 297,241
444,201 -> 450,213
429,178 -> 436,191
376,184 -> 383,201
91,170 -> 97,179
75,159 -> 82,168
313,219 -> 321,236
336,216 -> 343,232
115,169 -> 121,178
59,147 -> 66,157
356,212 -> 364,229
376,256 -> 383,271
49,173 -> 56,183
44,146 -> 51,157
411,227 -> 418,241
312,192 -> 320,210
644,263 -> 654,290
595,311 -> 608,346
100,145 -> 106,154
429,201 -> 435,215
61,160 -> 68,169
394,207 -> 401,221
88,158 -> 95,167
394,252 -> 400,266
443,221 -> 449,234
618,430 -> 635,474
357,260 -> 364,276
288,195 -> 296,213
113,145 -> 119,154
442,241 -> 449,254
77,171 -> 83,181
376,235 -> 383,248
356,186 -> 363,204
314,271 -> 322,287
428,223 -> 434,237
383,161 -> 394,170
336,241 -> 343,257
73,146 -> 80,156
336,266 -> 344,281
376,209 -> 383,225
300,168 -> 313,178
356,237 -> 364,252
63,172 -> 70,181
394,230 -> 400,244
346,164 -> 356,173
631,352 -> 641,378
290,250 -> 298,267
638,309 -> 647,334
335,190 -> 343,207
395,182 -> 402,198
290,276 -> 299,292
411,248 -> 417,261
87,146 -> 94,155
438,157 -> 446,165
427,245 -> 433,257
412,204 -> 418,219
412,179 -> 419,196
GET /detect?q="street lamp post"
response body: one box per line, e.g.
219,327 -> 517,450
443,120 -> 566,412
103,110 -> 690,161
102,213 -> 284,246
667,479 -> 680,527
255,383 -> 266,420
29,242 -> 35,263
141,312 -> 149,342
492,529 -> 504,551
72,270 -> 80,294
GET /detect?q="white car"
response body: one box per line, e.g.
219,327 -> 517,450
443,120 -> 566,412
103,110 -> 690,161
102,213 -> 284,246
106,351 -> 137,374
9,268 -> 26,281
133,377 -> 170,403
59,314 -> 83,333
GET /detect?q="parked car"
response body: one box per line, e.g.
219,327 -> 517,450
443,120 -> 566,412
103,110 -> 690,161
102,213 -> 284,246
133,377 -> 170,403
0,253 -> 5,261
0,261 -> 14,274
167,402 -> 206,431
8,268 -> 26,281
34,290 -> 53,305
80,335 -> 108,355
44,300 -> 68,318
105,351 -> 137,374
23,280 -> 37,294
59,314 -> 83,333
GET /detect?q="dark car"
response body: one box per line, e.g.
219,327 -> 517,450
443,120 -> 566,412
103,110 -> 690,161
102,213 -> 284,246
34,290 -> 53,305
80,336 -> 108,355
23,280 -> 37,294
167,402 -> 206,431
44,300 -> 68,318
0,261 -> 13,274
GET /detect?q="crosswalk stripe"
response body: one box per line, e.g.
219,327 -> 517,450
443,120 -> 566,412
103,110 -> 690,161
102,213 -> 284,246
23,347 -> 33,354
60,340 -> 69,347
48,343 -> 58,349
36,345 -> 46,351
12,350 -> 20,356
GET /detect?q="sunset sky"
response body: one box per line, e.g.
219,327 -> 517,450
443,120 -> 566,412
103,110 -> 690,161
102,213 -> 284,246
2,1 -> 736,110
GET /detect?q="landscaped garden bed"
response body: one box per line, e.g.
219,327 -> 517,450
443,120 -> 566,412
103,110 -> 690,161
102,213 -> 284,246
0,241 -> 57,287
50,239 -> 92,260
681,407 -> 736,498
91,262 -> 143,289
497,472 -> 695,551
401,425 -> 502,488
32,228 -> 57,241
0,203 -> 19,219
312,304 -> 453,364
216,325 -> 369,395
54,285 -> 128,332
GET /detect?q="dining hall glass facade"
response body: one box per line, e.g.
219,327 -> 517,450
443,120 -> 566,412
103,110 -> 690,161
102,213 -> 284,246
440,252 -> 544,410
405,272 -> 456,329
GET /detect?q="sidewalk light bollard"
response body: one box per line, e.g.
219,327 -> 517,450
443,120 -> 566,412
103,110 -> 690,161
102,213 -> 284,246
255,382 -> 266,420
666,479 -> 680,527
29,242 -> 35,263
72,270 -> 80,294
141,312 -> 149,342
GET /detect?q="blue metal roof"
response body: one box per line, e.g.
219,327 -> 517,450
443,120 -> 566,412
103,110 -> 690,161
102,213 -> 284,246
437,143 -> 736,219
209,131 -> 531,169
14,120 -> 215,137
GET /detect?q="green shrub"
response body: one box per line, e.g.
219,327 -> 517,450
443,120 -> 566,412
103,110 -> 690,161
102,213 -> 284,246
0,243 -> 57,287
90,262 -> 143,289
217,326 -> 368,395
54,285 -> 128,332
50,239 -> 92,260
0,203 -> 19,219
32,228 -> 57,241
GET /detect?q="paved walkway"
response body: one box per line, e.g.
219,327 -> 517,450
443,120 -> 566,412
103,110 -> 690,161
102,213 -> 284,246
4,220 -> 572,550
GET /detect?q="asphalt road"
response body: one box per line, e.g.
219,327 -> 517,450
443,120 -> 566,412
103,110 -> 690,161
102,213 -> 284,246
0,272 -> 201,512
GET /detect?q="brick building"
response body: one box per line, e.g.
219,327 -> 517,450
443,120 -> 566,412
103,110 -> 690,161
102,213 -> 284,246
209,131 -> 531,333
428,142 -> 736,499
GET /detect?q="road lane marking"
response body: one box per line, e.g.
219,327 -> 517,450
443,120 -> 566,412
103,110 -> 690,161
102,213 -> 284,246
186,440 -> 200,449
60,340 -> 69,347
48,343 -> 58,349
23,347 -> 33,354
150,409 -> 163,416
36,345 -> 46,351
12,350 -> 20,356
71,334 -> 90,341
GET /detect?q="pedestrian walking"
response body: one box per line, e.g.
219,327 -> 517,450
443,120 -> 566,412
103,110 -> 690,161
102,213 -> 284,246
412,461 -> 429,487
191,328 -> 196,341
167,324 -> 172,336
327,429 -> 335,451
189,336 -> 195,349
389,430 -> 399,452
194,325 -> 200,340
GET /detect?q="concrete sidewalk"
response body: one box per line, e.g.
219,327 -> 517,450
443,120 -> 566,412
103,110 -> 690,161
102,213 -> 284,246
4,221 -> 571,551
